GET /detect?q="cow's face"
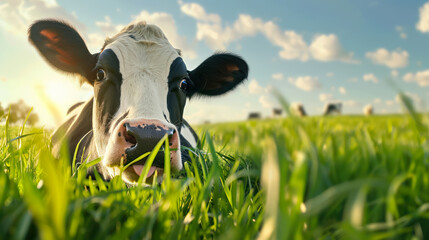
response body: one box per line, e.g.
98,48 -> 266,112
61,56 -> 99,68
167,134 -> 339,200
29,20 -> 248,184
92,25 -> 187,182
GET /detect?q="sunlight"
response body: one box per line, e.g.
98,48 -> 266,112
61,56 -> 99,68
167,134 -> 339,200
36,79 -> 92,126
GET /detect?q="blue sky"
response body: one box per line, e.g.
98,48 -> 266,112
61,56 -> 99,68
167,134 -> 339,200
1,0 -> 429,127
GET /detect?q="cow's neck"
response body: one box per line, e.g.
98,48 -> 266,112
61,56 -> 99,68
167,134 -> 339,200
51,98 -> 96,165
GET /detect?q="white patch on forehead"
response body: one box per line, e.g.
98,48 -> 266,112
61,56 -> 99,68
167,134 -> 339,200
107,35 -> 179,123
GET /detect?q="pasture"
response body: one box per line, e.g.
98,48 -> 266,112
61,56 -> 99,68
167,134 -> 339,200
0,109 -> 428,239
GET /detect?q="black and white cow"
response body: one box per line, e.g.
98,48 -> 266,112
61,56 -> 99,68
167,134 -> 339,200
363,104 -> 373,116
247,112 -> 261,120
28,20 -> 248,184
272,108 -> 283,117
290,103 -> 307,117
323,103 -> 342,116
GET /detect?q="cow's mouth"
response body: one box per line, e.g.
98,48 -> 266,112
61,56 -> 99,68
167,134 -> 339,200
133,165 -> 157,178
122,148 -> 179,185
121,165 -> 165,185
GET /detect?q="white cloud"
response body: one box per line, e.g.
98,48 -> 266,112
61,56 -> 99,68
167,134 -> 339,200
0,0 -> 85,36
365,48 -> 409,68
288,76 -> 321,91
248,79 -> 265,94
191,13 -> 311,60
259,95 -> 274,109
95,16 -> 124,35
87,16 -> 125,50
395,25 -> 407,39
319,93 -> 334,102
391,70 -> 399,78
309,34 -> 357,63
403,70 -> 429,86
363,73 -> 379,83
272,73 -> 284,80
247,79 -> 275,110
265,85 -> 274,93
179,2 -> 356,63
326,72 -> 334,77
180,2 -> 220,23
417,2 -> 429,33
339,87 -> 347,95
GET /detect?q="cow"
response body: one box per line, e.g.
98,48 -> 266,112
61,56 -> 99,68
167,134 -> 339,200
290,103 -> 307,117
363,104 -> 373,116
247,112 -> 261,120
272,108 -> 283,117
28,20 -> 248,184
323,103 -> 342,116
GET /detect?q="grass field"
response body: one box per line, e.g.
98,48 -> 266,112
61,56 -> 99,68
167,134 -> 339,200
1,104 -> 429,239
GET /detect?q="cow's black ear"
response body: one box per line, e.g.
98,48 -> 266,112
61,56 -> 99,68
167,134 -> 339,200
28,20 -> 96,84
187,53 -> 248,97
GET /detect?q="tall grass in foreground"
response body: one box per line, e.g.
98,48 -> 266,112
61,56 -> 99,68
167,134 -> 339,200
1,101 -> 429,239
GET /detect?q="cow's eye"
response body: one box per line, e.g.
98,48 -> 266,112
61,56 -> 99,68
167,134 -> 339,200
179,79 -> 189,91
96,69 -> 106,81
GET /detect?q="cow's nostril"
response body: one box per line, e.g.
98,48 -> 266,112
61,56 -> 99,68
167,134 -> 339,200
124,130 -> 137,145
123,124 -> 137,146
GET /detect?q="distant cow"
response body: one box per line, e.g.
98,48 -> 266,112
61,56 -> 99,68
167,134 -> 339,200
272,108 -> 283,117
290,103 -> 307,117
248,112 -> 261,120
29,20 -> 248,184
323,103 -> 342,115
363,104 -> 373,116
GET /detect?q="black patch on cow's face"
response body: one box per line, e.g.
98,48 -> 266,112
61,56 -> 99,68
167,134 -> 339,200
93,49 -> 122,134
112,110 -> 129,131
167,57 -> 188,131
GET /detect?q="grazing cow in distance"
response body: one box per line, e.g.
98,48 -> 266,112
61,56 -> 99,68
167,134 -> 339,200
363,104 -> 373,116
272,108 -> 283,117
248,112 -> 261,120
323,103 -> 342,116
290,103 -> 307,117
29,19 -> 248,184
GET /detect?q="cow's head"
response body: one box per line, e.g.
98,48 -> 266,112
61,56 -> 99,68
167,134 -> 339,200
29,20 -> 248,183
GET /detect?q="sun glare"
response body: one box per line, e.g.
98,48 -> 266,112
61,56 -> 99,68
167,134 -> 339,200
35,79 -> 92,126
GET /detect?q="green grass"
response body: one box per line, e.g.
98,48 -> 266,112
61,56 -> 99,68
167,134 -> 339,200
0,110 -> 429,239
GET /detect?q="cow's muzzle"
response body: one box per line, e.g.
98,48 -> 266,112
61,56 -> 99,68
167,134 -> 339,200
102,119 -> 181,184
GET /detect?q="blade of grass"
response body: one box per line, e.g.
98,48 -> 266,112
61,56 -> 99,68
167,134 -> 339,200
137,134 -> 168,185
